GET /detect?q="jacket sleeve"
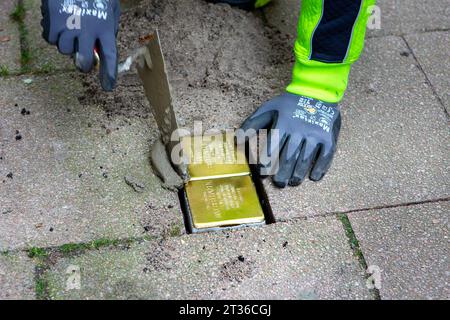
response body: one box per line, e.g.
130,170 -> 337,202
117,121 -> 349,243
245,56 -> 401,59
287,0 -> 376,103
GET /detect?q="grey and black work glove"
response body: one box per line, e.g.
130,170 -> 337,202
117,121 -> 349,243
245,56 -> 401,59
41,0 -> 121,91
241,93 -> 341,188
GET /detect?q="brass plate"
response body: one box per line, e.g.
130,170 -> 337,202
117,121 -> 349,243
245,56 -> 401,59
181,134 -> 250,180
136,30 -> 179,152
186,175 -> 265,229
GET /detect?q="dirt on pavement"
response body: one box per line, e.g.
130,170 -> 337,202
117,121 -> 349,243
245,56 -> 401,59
79,0 -> 295,130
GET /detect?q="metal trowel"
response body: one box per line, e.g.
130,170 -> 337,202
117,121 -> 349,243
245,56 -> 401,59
135,30 -> 180,155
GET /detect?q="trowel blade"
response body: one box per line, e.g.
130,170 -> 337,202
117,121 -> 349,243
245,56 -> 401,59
136,30 -> 179,152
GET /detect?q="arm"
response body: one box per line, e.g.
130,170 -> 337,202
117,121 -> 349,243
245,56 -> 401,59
242,0 -> 376,188
288,0 -> 376,103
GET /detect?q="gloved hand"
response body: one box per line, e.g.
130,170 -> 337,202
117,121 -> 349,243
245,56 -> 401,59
241,93 -> 341,188
41,0 -> 121,91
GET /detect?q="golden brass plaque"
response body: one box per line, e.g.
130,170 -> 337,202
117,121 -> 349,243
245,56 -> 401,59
181,134 -> 250,180
185,176 -> 265,230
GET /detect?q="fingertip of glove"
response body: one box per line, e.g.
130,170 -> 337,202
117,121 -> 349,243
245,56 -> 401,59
310,171 -> 325,182
75,52 -> 95,73
100,75 -> 117,92
272,178 -> 288,189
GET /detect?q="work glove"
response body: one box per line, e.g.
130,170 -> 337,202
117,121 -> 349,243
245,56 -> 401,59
241,93 -> 341,188
41,0 -> 121,91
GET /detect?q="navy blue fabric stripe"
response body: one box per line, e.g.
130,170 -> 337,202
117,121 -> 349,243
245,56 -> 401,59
311,0 -> 362,63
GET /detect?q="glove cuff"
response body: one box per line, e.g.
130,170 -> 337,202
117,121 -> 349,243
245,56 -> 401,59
286,58 -> 351,104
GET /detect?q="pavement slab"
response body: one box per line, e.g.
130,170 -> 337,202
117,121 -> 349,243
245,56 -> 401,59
263,1 -> 450,38
23,0 -> 75,72
45,216 -> 372,300
0,252 -> 36,300
405,31 -> 450,114
0,74 -> 184,251
348,201 -> 450,300
265,36 -> 450,220
0,0 -> 21,73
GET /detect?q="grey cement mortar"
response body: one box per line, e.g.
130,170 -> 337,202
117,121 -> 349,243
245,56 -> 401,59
149,139 -> 183,191
405,31 -> 450,114
45,216 -> 372,300
0,0 -> 21,73
349,201 -> 450,300
0,252 -> 36,300
0,74 -> 184,250
367,0 -> 450,37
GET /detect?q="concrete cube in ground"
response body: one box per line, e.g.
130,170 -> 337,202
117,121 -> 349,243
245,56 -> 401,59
0,252 -> 36,300
45,217 -> 373,300
405,31 -> 450,114
349,201 -> 450,300
265,36 -> 449,220
0,0 -> 21,73
0,74 -> 183,251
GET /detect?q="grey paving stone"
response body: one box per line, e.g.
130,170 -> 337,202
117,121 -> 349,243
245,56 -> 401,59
0,252 -> 35,300
45,216 -> 372,300
23,0 -> 74,72
265,36 -> 449,220
0,0 -> 21,73
405,31 -> 450,114
264,1 -> 450,38
368,0 -> 450,37
349,201 -> 450,300
0,74 -> 184,251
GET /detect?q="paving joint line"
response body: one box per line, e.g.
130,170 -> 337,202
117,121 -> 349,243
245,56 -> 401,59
337,214 -> 381,300
0,67 -> 76,79
401,35 -> 449,118
24,235 -> 159,300
367,27 -> 450,39
5,197 -> 447,256
275,197 -> 450,224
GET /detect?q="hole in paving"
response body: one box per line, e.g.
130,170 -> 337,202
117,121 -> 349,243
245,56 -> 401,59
178,134 -> 275,234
